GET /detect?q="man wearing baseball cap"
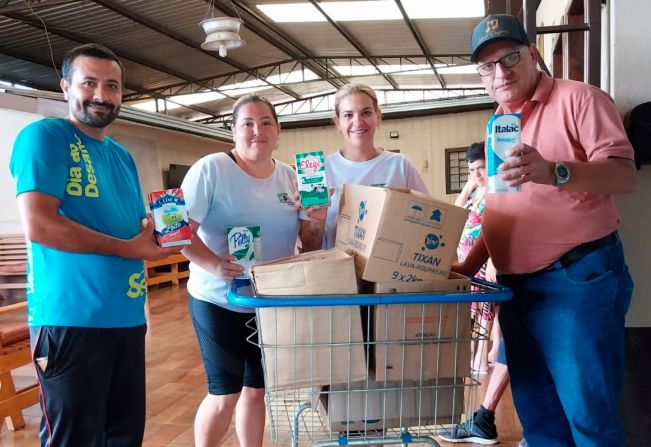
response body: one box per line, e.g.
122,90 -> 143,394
452,13 -> 636,447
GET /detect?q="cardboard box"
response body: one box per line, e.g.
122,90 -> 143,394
363,272 -> 472,294
251,248 -> 357,296
335,184 -> 468,283
313,379 -> 465,432
252,249 -> 366,390
258,306 -> 367,390
373,301 -> 472,381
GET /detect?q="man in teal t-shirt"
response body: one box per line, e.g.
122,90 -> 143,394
10,43 -> 177,447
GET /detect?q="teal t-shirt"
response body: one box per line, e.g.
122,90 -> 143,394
10,118 -> 147,328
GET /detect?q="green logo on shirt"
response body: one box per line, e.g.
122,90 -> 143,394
126,271 -> 146,298
277,192 -> 294,205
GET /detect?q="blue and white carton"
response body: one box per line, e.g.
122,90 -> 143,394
227,226 -> 261,279
486,113 -> 521,193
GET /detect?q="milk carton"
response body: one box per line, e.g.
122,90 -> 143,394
227,226 -> 261,279
148,188 -> 192,247
486,113 -> 521,193
295,151 -> 329,207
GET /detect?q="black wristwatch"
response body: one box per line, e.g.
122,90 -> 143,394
554,162 -> 571,186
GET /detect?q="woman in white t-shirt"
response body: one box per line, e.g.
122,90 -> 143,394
323,83 -> 430,248
181,94 -> 324,447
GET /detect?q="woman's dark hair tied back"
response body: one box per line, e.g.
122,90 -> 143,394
466,141 -> 485,163
231,94 -> 278,126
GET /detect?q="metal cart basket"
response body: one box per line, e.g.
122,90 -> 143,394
228,278 -> 511,447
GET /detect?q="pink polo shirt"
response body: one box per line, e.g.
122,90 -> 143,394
483,73 -> 634,274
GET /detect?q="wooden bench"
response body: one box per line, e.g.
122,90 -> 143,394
145,253 -> 189,288
0,301 -> 39,433
0,235 -> 27,302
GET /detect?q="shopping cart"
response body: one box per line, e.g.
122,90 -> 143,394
228,278 -> 511,447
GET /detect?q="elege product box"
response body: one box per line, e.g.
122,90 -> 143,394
335,184 -> 468,283
487,113 -> 521,193
148,188 -> 192,248
227,226 -> 261,279
295,151 -> 329,207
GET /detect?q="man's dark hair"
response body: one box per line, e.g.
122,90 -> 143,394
61,43 -> 125,83
466,141 -> 485,163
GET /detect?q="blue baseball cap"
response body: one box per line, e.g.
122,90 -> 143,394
470,14 -> 530,62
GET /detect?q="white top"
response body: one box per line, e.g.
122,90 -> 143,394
182,152 -> 300,312
324,149 -> 430,249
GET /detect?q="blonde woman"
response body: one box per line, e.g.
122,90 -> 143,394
323,83 -> 429,248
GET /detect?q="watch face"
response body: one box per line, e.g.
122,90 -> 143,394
558,165 -> 569,178
555,162 -> 571,185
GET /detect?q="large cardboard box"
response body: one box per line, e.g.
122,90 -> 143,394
335,184 -> 469,283
365,273 -> 472,381
258,306 -> 367,390
364,272 -> 472,294
251,248 -> 357,296
373,300 -> 472,381
313,379 -> 465,432
252,249 -> 366,390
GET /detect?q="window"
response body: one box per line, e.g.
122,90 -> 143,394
445,147 -> 468,194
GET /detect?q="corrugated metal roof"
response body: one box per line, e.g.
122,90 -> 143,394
271,22 -> 360,57
286,80 -> 337,96
347,20 -> 423,55
392,74 -> 442,88
0,0 -> 489,123
0,55 -> 59,90
31,2 -> 227,80
418,18 -> 482,55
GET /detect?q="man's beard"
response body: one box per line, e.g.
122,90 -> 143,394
74,99 -> 120,128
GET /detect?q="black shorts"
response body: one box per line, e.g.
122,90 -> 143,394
29,325 -> 146,447
189,296 -> 264,395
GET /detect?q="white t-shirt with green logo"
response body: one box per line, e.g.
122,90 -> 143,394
182,152 -> 299,312
324,149 -> 430,249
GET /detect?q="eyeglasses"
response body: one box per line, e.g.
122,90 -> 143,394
476,49 -> 523,77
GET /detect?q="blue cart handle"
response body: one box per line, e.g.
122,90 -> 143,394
227,277 -> 512,308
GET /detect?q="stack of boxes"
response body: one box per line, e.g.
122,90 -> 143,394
251,249 -> 366,391
249,184 -> 472,430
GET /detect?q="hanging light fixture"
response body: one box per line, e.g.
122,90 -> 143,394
200,0 -> 246,57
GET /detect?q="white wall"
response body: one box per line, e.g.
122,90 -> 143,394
0,107 -> 42,234
609,0 -> 651,327
107,121 -> 228,195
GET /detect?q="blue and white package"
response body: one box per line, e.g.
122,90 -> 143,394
486,113 -> 521,193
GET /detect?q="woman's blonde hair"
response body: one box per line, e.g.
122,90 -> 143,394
333,83 -> 382,119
